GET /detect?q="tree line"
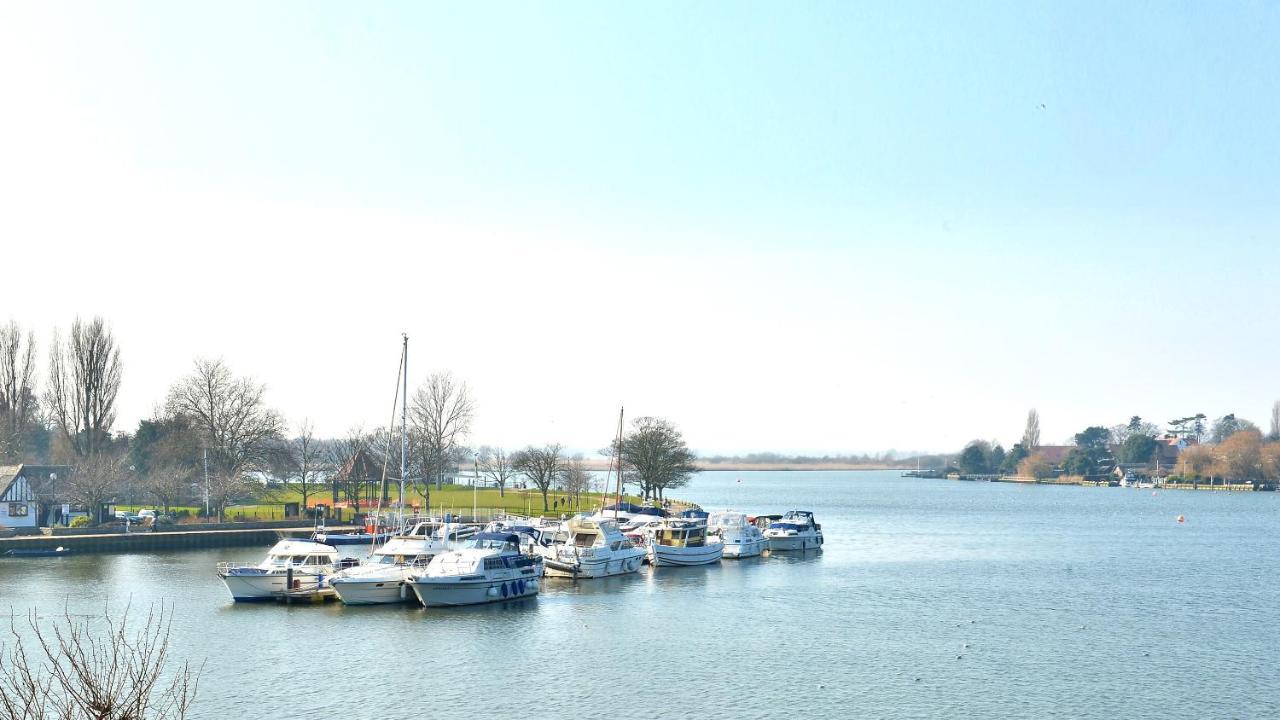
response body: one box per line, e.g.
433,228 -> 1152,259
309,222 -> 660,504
0,317 -> 698,523
954,406 -> 1280,485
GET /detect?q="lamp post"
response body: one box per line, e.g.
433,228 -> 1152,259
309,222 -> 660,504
50,472 -> 58,526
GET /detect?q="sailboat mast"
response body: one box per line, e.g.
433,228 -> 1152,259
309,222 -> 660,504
613,405 -> 625,518
400,334 -> 408,526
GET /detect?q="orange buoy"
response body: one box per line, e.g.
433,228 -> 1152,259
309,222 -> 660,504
1176,515 -> 1185,523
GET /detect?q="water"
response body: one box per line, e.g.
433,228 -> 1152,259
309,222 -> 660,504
3,471 -> 1278,719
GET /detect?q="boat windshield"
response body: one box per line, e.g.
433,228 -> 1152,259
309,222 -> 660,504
469,537 -> 516,551
769,522 -> 804,531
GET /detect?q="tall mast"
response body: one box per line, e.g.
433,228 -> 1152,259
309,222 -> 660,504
400,333 -> 408,526
613,405 -> 624,518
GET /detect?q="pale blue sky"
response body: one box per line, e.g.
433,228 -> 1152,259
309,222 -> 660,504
2,2 -> 1278,454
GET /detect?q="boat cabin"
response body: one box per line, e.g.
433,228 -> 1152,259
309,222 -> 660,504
654,521 -> 709,548
264,540 -> 338,568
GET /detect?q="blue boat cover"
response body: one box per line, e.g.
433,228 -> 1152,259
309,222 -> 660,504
680,509 -> 709,518
473,532 -> 520,544
769,522 -> 804,531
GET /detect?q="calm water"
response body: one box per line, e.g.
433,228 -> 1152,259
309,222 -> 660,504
3,471 -> 1278,719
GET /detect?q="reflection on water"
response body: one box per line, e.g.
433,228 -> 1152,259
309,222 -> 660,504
2,471 -> 1278,720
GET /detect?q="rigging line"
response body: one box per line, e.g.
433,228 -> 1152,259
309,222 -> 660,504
373,341 -> 406,547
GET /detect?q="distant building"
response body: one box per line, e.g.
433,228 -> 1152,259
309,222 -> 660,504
1033,446 -> 1073,465
0,464 -> 76,528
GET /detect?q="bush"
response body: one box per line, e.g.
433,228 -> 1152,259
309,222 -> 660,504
69,516 -> 92,528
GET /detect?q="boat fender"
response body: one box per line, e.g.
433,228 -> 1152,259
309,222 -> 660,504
486,586 -> 499,597
517,579 -> 526,594
501,582 -> 509,598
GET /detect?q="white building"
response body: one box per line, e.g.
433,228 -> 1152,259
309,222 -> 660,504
0,465 -> 73,528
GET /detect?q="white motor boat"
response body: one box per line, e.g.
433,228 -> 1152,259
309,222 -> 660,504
406,532 -> 544,607
329,520 -> 452,605
763,510 -> 824,551
536,515 -> 646,579
644,519 -> 724,567
707,511 -> 768,559
216,539 -> 348,602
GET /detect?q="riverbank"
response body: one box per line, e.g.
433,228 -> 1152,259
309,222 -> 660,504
921,472 -> 1263,491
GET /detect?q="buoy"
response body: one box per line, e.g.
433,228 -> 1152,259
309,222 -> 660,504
956,655 -> 963,660
1151,491 -> 1158,497
1176,515 -> 1185,524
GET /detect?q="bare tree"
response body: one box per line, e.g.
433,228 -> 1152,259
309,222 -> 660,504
512,444 -> 563,512
130,413 -> 200,516
145,460 -> 193,516
65,451 -> 127,524
0,603 -> 200,720
1021,408 -> 1041,450
559,455 -> 593,509
166,359 -> 284,521
1270,400 -> 1280,442
409,372 -> 475,491
327,427 -> 381,513
45,316 -> 123,458
0,321 -> 38,462
291,420 -> 324,511
621,417 -> 697,503
477,445 -> 517,497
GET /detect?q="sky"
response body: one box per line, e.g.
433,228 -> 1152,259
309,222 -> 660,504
2,2 -> 1278,455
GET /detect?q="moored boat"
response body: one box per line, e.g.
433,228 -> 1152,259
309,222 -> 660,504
645,519 -> 723,567
329,520 -> 452,605
763,510 -> 823,551
536,515 -> 646,579
707,511 -> 767,558
216,539 -> 351,602
406,532 -> 543,607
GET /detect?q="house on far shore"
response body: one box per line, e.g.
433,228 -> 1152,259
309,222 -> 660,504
1033,446 -> 1074,466
1155,435 -> 1192,476
0,464 -> 76,528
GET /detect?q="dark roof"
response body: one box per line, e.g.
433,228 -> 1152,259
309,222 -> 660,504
335,450 -> 384,482
0,464 -> 74,502
1034,446 -> 1073,464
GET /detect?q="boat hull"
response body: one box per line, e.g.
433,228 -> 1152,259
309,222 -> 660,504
218,570 -> 329,601
765,534 -> 823,552
330,578 -> 412,605
721,537 -> 767,558
408,576 -> 540,607
649,543 -> 723,567
543,551 -> 646,579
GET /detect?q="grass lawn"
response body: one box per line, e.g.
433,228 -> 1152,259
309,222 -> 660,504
118,484 -> 650,522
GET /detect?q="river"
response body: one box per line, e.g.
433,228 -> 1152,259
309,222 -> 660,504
2,471 -> 1277,719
